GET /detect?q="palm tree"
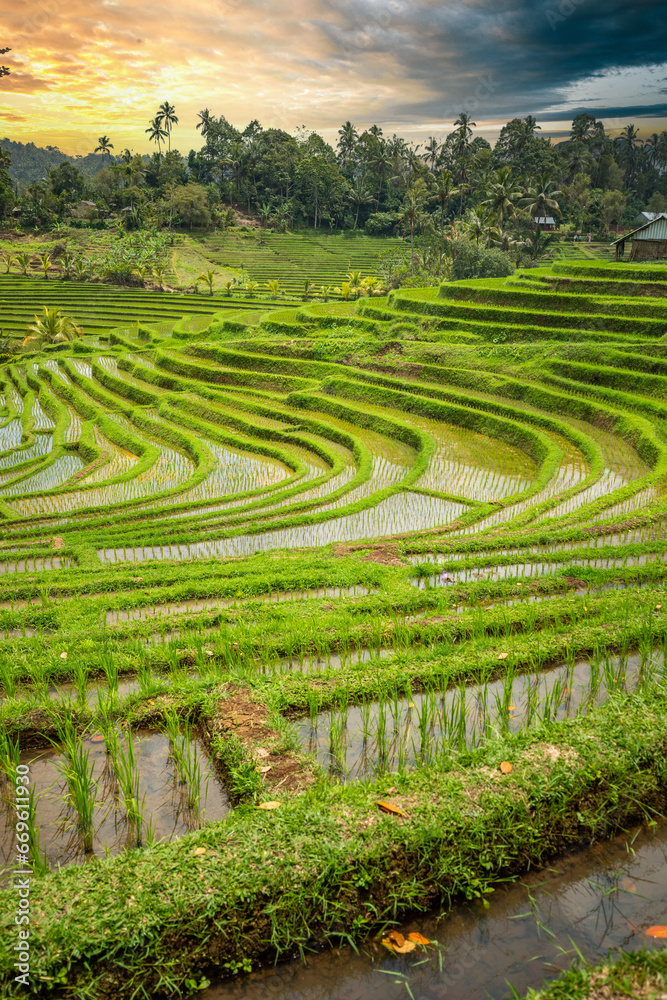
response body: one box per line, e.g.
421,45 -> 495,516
37,253 -> 51,280
196,108 -> 213,137
423,136 -> 440,172
265,279 -> 281,297
347,179 -> 373,227
431,170 -> 459,230
570,113 -> 598,144
94,136 -> 114,164
15,252 -> 31,276
521,173 -> 562,225
145,117 -> 168,156
615,124 -> 643,184
481,167 -> 523,225
452,112 -> 476,158
157,102 -> 178,152
2,251 -> 15,273
337,121 -> 358,168
24,307 -> 83,346
401,183 -> 428,269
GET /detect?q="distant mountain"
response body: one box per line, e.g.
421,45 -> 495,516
0,139 -> 147,186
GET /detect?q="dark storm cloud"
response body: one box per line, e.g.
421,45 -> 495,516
315,0 -> 667,120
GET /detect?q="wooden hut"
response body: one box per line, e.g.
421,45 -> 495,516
612,214 -> 667,261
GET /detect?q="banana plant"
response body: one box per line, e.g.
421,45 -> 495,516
59,253 -> 76,279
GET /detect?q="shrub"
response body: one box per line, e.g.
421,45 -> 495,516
451,241 -> 514,280
364,212 -> 400,236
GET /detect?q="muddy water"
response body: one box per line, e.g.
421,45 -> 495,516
0,729 -> 229,879
299,649 -> 665,781
105,584 -> 377,626
201,820 -> 667,1000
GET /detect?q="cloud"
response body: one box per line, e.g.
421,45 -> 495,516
0,0 -> 665,152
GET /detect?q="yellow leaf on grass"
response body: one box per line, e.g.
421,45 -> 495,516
192,847 -> 207,857
392,940 -> 417,953
385,786 -> 398,795
655,604 -> 663,611
257,801 -> 280,810
377,801 -> 408,817
500,761 -> 513,774
408,931 -> 431,945
646,926 -> 667,938
60,652 -> 68,660
498,652 -> 509,660
508,705 -> 516,711
387,931 -> 405,947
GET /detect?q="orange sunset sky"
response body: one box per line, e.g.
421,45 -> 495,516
0,0 -> 666,155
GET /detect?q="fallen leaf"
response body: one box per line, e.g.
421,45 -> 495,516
508,705 -> 516,711
620,877 -> 637,893
385,786 -> 398,794
392,941 -> 417,954
646,926 -> 667,938
408,932 -> 431,945
259,766 -> 272,774
377,801 -> 408,818
655,604 -> 663,611
257,801 -> 280,810
498,652 -> 509,660
192,847 -> 207,857
60,652 -> 68,660
253,748 -> 270,759
584,606 -> 588,611
500,761 -> 513,774
205,650 -> 215,656
387,931 -> 405,947
148,699 -> 155,705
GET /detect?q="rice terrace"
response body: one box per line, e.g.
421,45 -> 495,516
1,111 -> 667,998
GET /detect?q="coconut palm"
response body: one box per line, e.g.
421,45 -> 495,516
481,167 -> 523,225
94,136 -> 114,164
2,251 -> 15,273
145,117 -> 168,156
521,173 -> 562,225
15,252 -> 31,276
157,102 -> 178,152
337,121 -> 359,168
194,270 -> 216,295
347,179 -> 373,227
196,108 -> 213,137
152,264 -> 168,288
615,125 -> 643,183
431,170 -> 459,230
37,253 -> 52,280
423,136 -> 441,172
24,307 -> 83,346
265,279 -> 281,297
452,112 -> 476,159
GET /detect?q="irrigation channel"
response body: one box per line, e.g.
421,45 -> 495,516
1,258 -> 667,995
201,819 -> 667,1000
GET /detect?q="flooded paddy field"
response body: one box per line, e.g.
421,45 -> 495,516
1,258 -> 667,997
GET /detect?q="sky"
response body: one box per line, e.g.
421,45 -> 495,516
0,0 -> 666,155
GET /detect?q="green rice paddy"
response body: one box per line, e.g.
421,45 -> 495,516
0,254 -> 666,997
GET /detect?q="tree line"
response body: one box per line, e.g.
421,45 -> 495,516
2,108 -> 666,240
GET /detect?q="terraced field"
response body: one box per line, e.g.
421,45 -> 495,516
0,257 -> 666,997
192,229 -> 405,293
